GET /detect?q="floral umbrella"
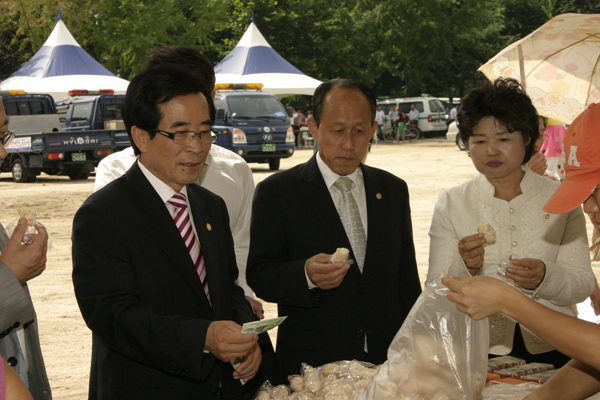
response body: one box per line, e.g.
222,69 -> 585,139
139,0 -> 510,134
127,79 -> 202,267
479,13 -> 600,124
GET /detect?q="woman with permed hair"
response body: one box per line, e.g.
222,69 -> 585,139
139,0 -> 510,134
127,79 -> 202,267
425,78 -> 594,367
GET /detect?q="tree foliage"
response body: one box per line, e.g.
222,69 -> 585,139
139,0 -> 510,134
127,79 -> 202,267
1,0 -> 599,100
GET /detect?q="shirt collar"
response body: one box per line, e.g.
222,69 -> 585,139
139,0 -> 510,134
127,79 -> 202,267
315,151 -> 362,190
137,159 -> 188,204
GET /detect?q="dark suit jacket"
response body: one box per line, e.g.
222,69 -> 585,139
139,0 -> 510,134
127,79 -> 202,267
72,162 -> 264,400
247,155 -> 422,380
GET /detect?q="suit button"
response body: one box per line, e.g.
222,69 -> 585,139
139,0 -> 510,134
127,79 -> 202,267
356,329 -> 364,338
7,357 -> 17,366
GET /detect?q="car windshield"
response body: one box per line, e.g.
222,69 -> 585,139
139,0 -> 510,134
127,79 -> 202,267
227,95 -> 287,119
429,99 -> 445,112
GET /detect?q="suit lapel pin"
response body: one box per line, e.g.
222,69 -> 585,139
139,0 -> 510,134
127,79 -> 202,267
544,212 -> 550,220
206,223 -> 212,231
376,193 -> 382,200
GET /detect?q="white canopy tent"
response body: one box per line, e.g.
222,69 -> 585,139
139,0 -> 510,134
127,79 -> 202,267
0,18 -> 129,102
215,23 -> 321,97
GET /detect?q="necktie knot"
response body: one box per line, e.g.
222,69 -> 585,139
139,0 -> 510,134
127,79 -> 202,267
334,177 -> 353,193
168,192 -> 187,209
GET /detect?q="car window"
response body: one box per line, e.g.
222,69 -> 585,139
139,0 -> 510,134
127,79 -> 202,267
4,101 -> 19,116
399,102 -> 423,113
71,103 -> 91,122
429,99 -> 445,113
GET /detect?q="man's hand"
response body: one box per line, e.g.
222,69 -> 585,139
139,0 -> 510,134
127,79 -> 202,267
204,321 -> 259,363
506,258 -> 546,290
233,340 -> 262,383
0,218 -> 48,285
458,233 -> 486,273
442,275 -> 518,320
527,152 -> 548,176
246,296 -> 265,319
306,253 -> 350,290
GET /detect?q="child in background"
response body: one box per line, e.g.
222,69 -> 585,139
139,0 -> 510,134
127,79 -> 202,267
540,118 -> 566,180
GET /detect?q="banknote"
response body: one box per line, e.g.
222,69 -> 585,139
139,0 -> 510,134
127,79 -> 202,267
231,316 -> 288,382
241,316 -> 288,335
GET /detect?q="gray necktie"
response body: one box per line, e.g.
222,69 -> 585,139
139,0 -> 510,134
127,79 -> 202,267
334,177 -> 367,270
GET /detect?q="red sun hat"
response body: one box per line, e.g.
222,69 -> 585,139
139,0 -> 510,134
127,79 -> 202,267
544,103 -> 600,214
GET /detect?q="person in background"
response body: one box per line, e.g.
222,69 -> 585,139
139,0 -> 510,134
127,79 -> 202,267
427,78 -> 594,367
389,106 -> 399,134
94,45 -> 264,319
527,115 -> 560,181
375,105 -> 385,141
247,78 -> 421,382
408,103 -> 419,126
446,104 -> 458,126
393,106 -> 407,143
292,107 -> 303,147
0,97 -> 52,399
541,117 -> 567,180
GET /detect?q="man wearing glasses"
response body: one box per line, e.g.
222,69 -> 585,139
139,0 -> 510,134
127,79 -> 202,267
72,66 -> 264,399
94,46 -> 265,321
0,97 -> 52,398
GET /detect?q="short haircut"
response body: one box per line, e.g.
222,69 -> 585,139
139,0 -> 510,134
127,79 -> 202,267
312,78 -> 376,126
458,78 -> 539,164
123,65 -> 216,156
142,46 -> 215,98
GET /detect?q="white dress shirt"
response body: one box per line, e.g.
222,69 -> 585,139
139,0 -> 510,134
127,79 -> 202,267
305,154 -> 368,290
94,145 -> 256,298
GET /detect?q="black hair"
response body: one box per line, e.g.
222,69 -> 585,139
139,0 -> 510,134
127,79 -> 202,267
457,78 -> 539,164
312,78 -> 376,126
123,65 -> 216,156
142,46 -> 215,99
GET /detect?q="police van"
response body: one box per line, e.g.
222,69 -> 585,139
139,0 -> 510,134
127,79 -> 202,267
377,95 -> 447,138
212,83 -> 294,170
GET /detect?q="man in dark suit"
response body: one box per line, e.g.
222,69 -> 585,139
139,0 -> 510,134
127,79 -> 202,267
247,78 -> 422,380
72,66 -> 265,399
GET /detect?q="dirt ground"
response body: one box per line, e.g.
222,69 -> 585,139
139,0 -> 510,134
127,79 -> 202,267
1,139 -> 598,398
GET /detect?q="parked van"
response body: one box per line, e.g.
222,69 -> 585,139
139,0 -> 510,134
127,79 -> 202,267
377,96 -> 447,137
213,83 -> 295,170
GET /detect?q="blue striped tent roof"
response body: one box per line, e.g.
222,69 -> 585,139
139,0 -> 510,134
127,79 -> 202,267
11,19 -> 116,78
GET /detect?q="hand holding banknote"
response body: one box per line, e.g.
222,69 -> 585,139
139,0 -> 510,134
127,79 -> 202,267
231,316 -> 287,383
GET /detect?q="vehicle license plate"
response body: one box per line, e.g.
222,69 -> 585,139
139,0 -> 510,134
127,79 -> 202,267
72,152 -> 86,161
262,144 -> 276,152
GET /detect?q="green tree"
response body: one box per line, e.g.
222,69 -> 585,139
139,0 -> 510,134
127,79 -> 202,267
87,0 -> 229,79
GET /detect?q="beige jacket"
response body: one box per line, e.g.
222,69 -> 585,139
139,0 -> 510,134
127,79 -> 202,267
427,168 -> 594,354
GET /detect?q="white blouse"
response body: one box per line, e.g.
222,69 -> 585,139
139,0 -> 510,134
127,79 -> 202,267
427,167 -> 594,354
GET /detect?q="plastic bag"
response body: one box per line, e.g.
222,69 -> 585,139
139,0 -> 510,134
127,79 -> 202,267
358,276 -> 489,400
4,208 -> 53,250
253,360 -> 378,400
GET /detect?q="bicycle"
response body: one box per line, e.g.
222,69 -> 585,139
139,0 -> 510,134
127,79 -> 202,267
404,121 -> 421,142
383,121 -> 421,142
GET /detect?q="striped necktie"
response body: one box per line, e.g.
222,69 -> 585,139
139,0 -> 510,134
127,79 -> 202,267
168,192 -> 210,305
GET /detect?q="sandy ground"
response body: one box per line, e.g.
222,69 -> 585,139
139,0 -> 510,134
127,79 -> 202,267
1,139 -> 598,398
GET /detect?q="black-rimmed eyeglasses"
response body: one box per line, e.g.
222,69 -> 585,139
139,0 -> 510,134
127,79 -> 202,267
0,131 -> 14,146
152,129 -> 220,145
